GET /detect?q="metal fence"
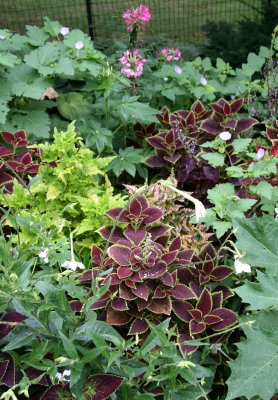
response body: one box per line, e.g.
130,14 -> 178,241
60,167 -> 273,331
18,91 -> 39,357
0,0 -> 267,44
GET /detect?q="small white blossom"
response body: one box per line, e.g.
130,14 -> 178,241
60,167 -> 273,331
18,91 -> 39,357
61,260 -> 85,271
60,26 -> 70,36
38,248 -> 49,264
174,66 -> 183,75
200,75 -> 208,85
256,148 -> 265,160
75,40 -> 84,50
219,131 -> 232,141
0,34 -> 5,40
163,77 -> 168,81
56,370 -> 71,382
234,255 -> 251,274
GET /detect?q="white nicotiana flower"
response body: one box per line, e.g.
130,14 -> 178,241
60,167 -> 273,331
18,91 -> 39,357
219,131 -> 232,141
56,370 -> 71,382
60,26 -> 70,36
61,260 -> 85,271
164,77 -> 168,81
256,148 -> 265,160
61,233 -> 85,271
75,40 -> 84,50
174,66 -> 183,75
160,180 -> 207,223
38,248 -> 49,264
0,34 -> 5,40
200,75 -> 208,85
234,255 -> 251,274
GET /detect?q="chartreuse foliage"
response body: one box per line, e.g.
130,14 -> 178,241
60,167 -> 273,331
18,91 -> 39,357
1,123 -> 125,247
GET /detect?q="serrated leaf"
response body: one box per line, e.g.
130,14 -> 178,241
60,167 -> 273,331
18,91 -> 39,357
116,96 -> 158,124
227,320 -> 278,400
26,25 -> 48,46
250,181 -> 273,201
235,270 -> 278,310
211,220 -> 232,237
233,215 -> 278,273
201,152 -> 225,167
207,183 -> 235,206
11,109 -> 50,138
0,52 -> 20,67
43,17 -> 62,36
24,42 -> 60,75
0,101 -> 9,124
232,138 -> 252,153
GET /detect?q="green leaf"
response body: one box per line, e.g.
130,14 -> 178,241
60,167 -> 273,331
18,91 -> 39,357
107,147 -> 146,177
211,220 -> 232,237
227,315 -> 278,400
11,109 -> 50,138
43,17 -> 62,36
233,215 -> 278,273
0,52 -> 20,67
55,57 -> 75,76
201,152 -> 225,167
26,25 -> 48,47
59,331 -> 79,360
232,138 -> 252,153
250,181 -> 274,201
207,183 -> 235,205
235,270 -> 278,310
0,100 -> 9,124
24,42 -> 60,75
57,92 -> 91,120
116,96 -> 158,124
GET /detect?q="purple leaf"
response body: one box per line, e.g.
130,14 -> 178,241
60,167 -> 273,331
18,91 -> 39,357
106,308 -> 132,325
172,300 -> 193,322
119,283 -> 137,300
82,374 -> 124,400
189,309 -> 203,322
124,227 -> 146,245
143,207 -> 163,224
147,135 -> 166,149
201,119 -> 219,134
149,226 -> 170,240
197,288 -> 212,316
146,155 -> 167,168
159,271 -> 174,287
108,245 -> 131,266
117,266 -> 133,279
203,314 -> 222,325
169,237 -> 181,252
132,283 -> 150,301
141,262 -> 167,279
210,266 -> 234,281
235,117 -> 258,133
98,227 -> 124,243
153,287 -> 166,299
230,98 -> 244,113
106,208 -> 129,222
170,284 -> 196,300
0,312 -> 27,340
164,154 -> 181,164
111,298 -> 128,311
0,146 -> 14,157
70,300 -> 83,312
161,250 -> 178,265
147,296 -> 172,315
137,298 -> 151,311
178,333 -> 198,354
211,308 -> 237,331
128,319 -> 149,335
41,384 -> 65,400
189,320 -> 206,335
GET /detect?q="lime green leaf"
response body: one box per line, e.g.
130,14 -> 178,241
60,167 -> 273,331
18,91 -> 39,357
201,153 -> 225,167
235,270 -> 278,310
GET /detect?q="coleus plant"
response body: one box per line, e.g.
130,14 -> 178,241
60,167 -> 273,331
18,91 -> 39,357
0,129 -> 39,193
83,192 -> 237,348
145,98 -> 258,196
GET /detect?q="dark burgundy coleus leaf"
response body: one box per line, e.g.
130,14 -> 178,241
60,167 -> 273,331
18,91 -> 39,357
106,307 -> 131,325
0,353 -> 22,387
0,146 -> 14,157
0,312 -> 27,340
84,374 -> 124,400
178,333 -> 198,354
40,384 -> 71,400
211,308 -> 237,331
128,318 -> 149,335
108,244 -> 131,266
147,296 -> 172,315
1,130 -> 29,147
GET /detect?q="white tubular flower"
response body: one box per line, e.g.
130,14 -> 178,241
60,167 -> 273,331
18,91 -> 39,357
234,255 -> 251,274
56,370 -> 71,382
61,260 -> 85,271
61,233 -> 85,271
160,180 -> 207,222
38,248 -> 49,264
219,131 -> 232,141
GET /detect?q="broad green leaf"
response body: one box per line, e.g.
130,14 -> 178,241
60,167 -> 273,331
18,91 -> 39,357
250,181 -> 274,201
55,57 -> 75,76
43,17 -> 62,36
12,77 -> 52,100
211,220 -> 232,237
57,92 -> 91,120
233,215 -> 278,274
227,314 -> 278,400
24,42 -> 60,75
207,183 -> 235,205
0,100 -> 9,124
201,152 -> 225,167
232,138 -> 252,153
116,96 -> 158,124
235,270 -> 278,309
0,52 -> 20,67
26,25 -> 48,46
11,109 -> 50,138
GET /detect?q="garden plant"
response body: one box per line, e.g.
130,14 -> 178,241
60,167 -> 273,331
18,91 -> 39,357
0,4 -> 278,400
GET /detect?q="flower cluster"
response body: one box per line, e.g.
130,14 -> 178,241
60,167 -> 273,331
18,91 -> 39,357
119,49 -> 147,78
159,48 -> 181,62
122,4 -> 151,32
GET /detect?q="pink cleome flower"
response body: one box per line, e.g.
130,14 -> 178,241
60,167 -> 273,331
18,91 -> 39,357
122,4 -> 151,32
159,48 -> 181,62
120,49 -> 147,78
